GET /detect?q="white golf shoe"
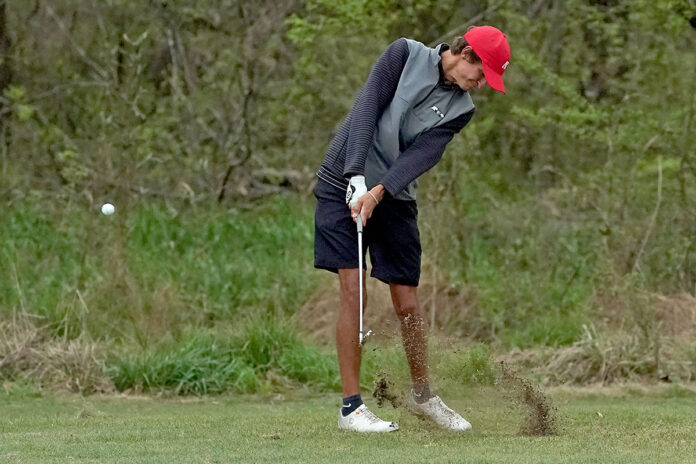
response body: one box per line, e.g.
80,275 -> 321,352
338,404 -> 399,433
407,392 -> 472,431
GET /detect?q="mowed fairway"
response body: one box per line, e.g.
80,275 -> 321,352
2,386 -> 695,463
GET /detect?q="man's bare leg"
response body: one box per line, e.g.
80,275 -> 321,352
336,268 -> 366,397
390,283 -> 471,430
335,270 -> 399,432
389,283 -> 431,398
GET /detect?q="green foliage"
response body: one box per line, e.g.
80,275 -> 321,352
4,1 -> 302,199
360,341 -> 498,394
1,0 -> 696,392
107,318 -> 340,395
440,344 -> 497,386
0,197 -> 317,344
285,0 -> 395,152
107,331 -> 262,395
4,84 -> 25,101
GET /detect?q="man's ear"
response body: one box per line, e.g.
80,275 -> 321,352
459,45 -> 473,59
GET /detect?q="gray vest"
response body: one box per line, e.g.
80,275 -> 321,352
365,39 -> 475,201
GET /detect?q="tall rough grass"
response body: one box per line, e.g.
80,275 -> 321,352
106,317 -> 341,395
3,173 -> 695,393
0,314 -> 112,394
0,197 -> 317,345
0,312 -> 342,396
1,197 -> 346,395
540,324 -> 696,384
419,137 -> 696,349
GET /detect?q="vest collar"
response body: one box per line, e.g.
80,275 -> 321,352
435,43 -> 462,91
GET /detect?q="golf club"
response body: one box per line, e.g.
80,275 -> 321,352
357,215 -> 372,346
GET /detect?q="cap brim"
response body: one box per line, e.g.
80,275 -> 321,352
482,61 -> 505,93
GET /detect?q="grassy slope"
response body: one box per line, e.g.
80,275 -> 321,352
0,197 -> 317,342
2,196 -> 695,394
2,386 -> 695,463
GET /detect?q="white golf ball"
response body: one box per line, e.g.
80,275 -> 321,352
101,203 -> 115,215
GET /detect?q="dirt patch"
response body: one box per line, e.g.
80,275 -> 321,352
297,277 -> 399,343
593,291 -> 696,339
297,275 -> 476,343
372,374 -> 401,409
499,362 -> 557,436
654,293 -> 696,338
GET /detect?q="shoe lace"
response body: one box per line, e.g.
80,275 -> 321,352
359,406 -> 383,424
430,397 -> 453,414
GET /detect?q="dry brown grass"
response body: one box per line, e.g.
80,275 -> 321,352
302,271 -> 696,387
0,314 -> 113,394
594,291 -> 696,336
539,324 -> 695,384
654,293 -> 696,338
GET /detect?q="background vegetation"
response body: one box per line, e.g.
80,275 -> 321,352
1,0 -> 695,395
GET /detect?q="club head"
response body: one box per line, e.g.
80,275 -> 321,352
359,330 -> 373,346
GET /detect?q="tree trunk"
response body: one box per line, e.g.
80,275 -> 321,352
0,0 -> 12,163
0,0 -> 13,110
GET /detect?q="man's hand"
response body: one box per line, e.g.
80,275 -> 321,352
347,176 -> 385,225
346,175 -> 367,208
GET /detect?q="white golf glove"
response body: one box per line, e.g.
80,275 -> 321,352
346,175 -> 367,207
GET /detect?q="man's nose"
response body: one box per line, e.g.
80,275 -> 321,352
477,78 -> 487,89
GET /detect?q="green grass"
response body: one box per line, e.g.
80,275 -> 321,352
104,331 -> 496,396
106,317 -> 341,395
2,193 -> 694,392
0,197 -> 317,344
2,188 -> 693,354
2,385 -> 696,463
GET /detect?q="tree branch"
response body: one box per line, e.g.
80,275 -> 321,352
632,156 -> 663,274
428,2 -> 504,46
45,5 -> 109,81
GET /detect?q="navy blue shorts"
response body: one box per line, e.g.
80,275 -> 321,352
313,178 -> 421,287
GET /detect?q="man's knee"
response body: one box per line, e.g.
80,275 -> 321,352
338,270 -> 366,309
392,294 -> 420,320
390,285 -> 420,320
394,302 -> 419,321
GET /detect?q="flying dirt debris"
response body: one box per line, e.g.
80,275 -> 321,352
499,362 -> 557,436
372,374 -> 401,409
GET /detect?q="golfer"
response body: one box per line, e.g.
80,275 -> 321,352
314,26 -> 510,432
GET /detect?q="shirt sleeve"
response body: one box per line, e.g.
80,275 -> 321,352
379,109 -> 475,197
343,38 -> 410,178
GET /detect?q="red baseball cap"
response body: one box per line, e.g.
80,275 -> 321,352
463,26 -> 510,93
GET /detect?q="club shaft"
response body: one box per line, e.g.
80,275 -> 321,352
357,215 -> 364,345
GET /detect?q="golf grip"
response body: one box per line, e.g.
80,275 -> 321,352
357,215 -> 363,345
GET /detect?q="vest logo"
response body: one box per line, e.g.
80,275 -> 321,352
431,106 -> 445,119
502,61 -> 509,70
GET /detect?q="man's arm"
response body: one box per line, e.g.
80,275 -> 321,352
378,110 -> 475,197
343,38 -> 410,178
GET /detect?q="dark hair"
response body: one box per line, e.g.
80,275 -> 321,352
451,34 -> 481,64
